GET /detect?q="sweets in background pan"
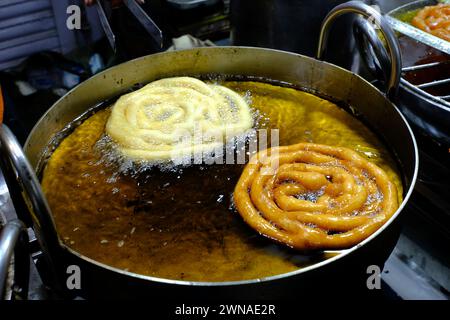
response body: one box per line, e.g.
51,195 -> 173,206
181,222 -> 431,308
412,4 -> 450,42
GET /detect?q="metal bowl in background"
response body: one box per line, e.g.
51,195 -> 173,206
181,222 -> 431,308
0,181 -> 28,300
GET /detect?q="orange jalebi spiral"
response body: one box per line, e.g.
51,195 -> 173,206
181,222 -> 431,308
412,4 -> 450,42
233,143 -> 399,250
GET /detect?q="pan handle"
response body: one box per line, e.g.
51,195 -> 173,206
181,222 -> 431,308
316,0 -> 402,100
0,219 -> 29,300
353,16 -> 392,88
0,124 -> 61,291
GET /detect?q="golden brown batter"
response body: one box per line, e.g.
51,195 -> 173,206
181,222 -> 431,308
106,77 -> 253,161
233,143 -> 398,251
41,81 -> 403,282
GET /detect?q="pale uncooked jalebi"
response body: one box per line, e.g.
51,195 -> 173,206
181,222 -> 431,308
106,77 -> 253,161
233,143 -> 399,250
412,4 -> 450,42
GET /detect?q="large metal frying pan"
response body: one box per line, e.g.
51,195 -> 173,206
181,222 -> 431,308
0,2 -> 418,299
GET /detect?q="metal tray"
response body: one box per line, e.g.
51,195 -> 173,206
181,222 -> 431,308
386,0 -> 450,54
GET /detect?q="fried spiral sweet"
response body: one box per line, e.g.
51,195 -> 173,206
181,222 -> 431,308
233,143 -> 399,250
106,77 -> 253,161
412,4 -> 450,42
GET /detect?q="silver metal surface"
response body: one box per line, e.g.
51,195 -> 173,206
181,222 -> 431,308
401,78 -> 450,108
124,0 -> 163,48
347,1 -> 449,144
0,220 -> 24,299
0,171 -> 17,300
386,0 -> 450,55
383,246 -> 449,300
402,61 -> 450,106
388,1 -> 450,145
317,1 -> 402,99
0,124 -> 61,292
94,1 -> 116,53
0,125 -> 58,243
353,17 -> 392,86
416,77 -> 450,89
386,16 -> 450,55
401,61 -> 448,71
0,173 -> 16,224
398,79 -> 450,144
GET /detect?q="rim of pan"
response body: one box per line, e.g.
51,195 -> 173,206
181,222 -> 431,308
27,47 -> 420,287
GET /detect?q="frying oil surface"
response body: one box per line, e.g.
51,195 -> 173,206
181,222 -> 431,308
41,81 -> 403,282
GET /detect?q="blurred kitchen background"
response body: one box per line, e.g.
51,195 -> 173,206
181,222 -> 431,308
0,0 -> 417,142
